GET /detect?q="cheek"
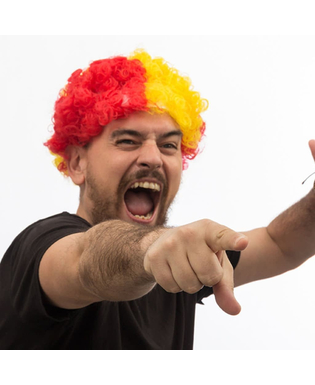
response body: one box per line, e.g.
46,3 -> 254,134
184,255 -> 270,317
93,154 -> 127,180
167,162 -> 182,196
172,175 -> 182,196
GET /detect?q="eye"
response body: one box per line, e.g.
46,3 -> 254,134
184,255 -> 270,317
117,139 -> 136,145
160,143 -> 179,154
162,143 -> 177,149
115,139 -> 140,150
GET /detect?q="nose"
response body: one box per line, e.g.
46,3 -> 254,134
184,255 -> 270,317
137,142 -> 163,170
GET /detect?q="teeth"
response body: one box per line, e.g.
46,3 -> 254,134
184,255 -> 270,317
130,181 -> 160,192
134,211 -> 153,220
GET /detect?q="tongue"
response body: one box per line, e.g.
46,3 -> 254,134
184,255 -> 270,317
124,190 -> 154,216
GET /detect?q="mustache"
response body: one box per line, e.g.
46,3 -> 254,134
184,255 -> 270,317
119,169 -> 167,192
133,169 -> 166,185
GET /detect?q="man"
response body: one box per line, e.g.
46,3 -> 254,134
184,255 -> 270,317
1,49 -> 315,349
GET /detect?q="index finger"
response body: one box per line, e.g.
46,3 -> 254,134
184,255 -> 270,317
212,251 -> 241,316
205,220 -> 249,252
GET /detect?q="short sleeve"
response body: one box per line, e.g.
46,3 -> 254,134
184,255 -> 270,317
1,213 -> 91,324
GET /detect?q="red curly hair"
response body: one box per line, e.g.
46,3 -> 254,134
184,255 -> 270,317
45,50 -> 208,174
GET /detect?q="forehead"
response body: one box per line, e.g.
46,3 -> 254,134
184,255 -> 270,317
105,111 -> 182,138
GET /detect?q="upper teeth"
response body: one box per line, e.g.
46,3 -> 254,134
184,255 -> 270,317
130,181 -> 161,192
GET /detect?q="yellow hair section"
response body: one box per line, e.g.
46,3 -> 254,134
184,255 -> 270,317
128,50 -> 209,153
50,152 -> 69,176
48,50 -> 208,176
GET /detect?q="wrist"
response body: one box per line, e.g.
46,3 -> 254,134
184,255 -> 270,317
140,226 -> 168,256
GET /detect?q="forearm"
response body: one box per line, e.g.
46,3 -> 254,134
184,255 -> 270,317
267,188 -> 315,267
78,220 -> 166,302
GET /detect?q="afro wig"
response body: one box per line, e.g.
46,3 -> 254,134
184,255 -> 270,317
44,49 -> 209,174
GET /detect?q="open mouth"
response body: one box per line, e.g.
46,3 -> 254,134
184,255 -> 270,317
124,180 -> 162,224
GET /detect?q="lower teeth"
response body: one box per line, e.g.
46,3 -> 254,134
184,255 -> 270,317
134,212 -> 153,220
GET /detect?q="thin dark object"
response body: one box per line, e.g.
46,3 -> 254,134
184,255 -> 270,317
302,172 -> 315,185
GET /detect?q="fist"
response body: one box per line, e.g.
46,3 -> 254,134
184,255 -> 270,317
144,219 -> 248,315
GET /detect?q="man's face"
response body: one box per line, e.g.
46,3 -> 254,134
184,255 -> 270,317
79,111 -> 183,226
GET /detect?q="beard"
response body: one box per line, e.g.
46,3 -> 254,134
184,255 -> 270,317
85,167 -> 173,227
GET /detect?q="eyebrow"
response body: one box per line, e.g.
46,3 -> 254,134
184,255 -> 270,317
110,129 -> 183,140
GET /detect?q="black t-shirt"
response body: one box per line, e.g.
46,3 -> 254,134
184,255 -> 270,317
0,212 -> 240,349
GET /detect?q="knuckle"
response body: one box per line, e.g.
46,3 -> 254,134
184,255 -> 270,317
144,249 -> 157,265
200,271 -> 223,287
177,225 -> 195,241
202,218 -> 216,231
200,218 -> 212,227
163,235 -> 178,251
154,271 -> 181,294
165,285 -> 182,294
184,284 -> 203,294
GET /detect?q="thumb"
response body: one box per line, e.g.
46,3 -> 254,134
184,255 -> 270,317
205,220 -> 249,253
212,253 -> 241,316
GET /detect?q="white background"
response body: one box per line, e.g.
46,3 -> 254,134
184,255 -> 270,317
1,35 -> 315,350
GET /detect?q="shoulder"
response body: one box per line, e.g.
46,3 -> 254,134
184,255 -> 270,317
13,212 -> 90,248
25,212 -> 91,235
2,212 -> 91,269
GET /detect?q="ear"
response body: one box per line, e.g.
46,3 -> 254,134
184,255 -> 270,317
65,146 -> 87,186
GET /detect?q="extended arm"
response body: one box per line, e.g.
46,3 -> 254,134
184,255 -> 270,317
267,189 -> 315,265
39,220 -> 164,309
235,140 -> 315,286
235,189 -> 315,286
39,218 -> 247,315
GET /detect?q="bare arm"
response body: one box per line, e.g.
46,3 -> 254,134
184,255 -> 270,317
39,218 -> 248,315
78,220 -> 166,302
268,189 -> 315,264
235,141 -> 315,287
39,220 -> 165,309
235,189 -> 315,287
